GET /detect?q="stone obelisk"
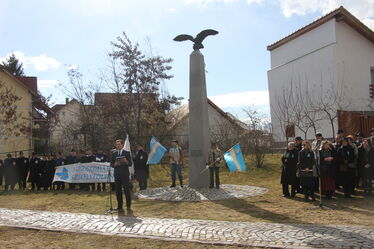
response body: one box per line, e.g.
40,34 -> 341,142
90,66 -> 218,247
173,29 -> 218,188
188,49 -> 210,188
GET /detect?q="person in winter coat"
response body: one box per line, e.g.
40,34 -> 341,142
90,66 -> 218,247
281,142 -> 299,197
361,139 -> 374,194
318,141 -> 336,199
336,138 -> 356,198
297,141 -> 316,201
133,144 -> 149,190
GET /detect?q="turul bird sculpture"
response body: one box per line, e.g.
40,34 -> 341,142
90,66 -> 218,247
173,29 -> 218,50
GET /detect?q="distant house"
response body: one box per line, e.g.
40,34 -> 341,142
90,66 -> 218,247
50,94 -> 248,152
0,69 -> 52,157
267,6 -> 374,142
50,98 -> 85,152
167,99 -> 248,148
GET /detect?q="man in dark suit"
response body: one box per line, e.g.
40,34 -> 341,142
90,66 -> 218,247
4,154 -> 17,191
28,152 -> 40,190
133,144 -> 149,190
110,139 -> 132,212
16,151 -> 29,190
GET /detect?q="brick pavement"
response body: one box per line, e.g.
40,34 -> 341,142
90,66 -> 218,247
0,208 -> 373,249
136,184 -> 268,201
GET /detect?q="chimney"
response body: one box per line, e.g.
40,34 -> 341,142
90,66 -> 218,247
65,98 -> 69,104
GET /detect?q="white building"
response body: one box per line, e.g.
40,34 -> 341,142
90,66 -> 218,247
267,6 -> 374,142
50,98 -> 85,152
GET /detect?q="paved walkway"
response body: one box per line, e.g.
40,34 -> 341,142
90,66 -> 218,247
136,184 -> 268,201
1,208 -> 373,249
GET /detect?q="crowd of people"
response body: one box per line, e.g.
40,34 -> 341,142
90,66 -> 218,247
281,128 -> 374,201
0,145 -> 150,193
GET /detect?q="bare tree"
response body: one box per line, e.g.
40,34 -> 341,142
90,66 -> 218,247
271,82 -> 297,143
0,79 -> 30,140
242,107 -> 272,168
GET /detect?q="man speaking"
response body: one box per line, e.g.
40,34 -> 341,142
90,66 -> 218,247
110,139 -> 132,212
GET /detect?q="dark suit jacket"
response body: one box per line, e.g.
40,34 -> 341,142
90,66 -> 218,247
110,150 -> 132,176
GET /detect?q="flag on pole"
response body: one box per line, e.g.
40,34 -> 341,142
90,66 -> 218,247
223,143 -> 247,172
147,136 -> 167,164
123,134 -> 134,177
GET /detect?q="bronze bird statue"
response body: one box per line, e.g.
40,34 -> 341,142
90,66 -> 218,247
173,29 -> 218,50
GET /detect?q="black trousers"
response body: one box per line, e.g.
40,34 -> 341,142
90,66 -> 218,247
69,183 -> 76,190
136,170 -> 148,190
18,176 -> 27,190
209,167 -> 220,187
55,182 -> 65,190
97,183 -> 106,191
303,186 -> 315,199
282,184 -> 296,196
5,184 -> 15,191
341,168 -> 355,196
114,170 -> 131,209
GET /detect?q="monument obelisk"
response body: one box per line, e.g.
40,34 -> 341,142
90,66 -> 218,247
174,29 -> 218,188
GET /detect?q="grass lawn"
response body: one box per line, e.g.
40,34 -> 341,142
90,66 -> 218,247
0,154 -> 373,248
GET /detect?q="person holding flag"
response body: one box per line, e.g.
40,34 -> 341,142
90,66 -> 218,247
207,142 -> 222,189
110,139 -> 132,212
169,140 -> 184,188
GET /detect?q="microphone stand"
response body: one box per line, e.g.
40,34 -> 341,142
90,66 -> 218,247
105,164 -> 114,214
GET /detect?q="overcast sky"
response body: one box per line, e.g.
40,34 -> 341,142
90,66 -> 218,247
1,0 -> 373,118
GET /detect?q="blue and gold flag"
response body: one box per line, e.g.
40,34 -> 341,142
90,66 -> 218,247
223,143 -> 247,172
147,136 -> 167,164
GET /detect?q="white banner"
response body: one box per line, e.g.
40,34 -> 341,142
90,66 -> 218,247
53,162 -> 114,183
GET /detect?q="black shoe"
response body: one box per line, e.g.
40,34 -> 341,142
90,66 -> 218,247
126,208 -> 133,216
209,186 -> 214,189
170,184 -> 176,188
283,193 -> 290,197
114,208 -> 124,212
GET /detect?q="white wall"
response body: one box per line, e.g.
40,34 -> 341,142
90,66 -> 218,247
268,20 -> 339,142
50,101 -> 83,152
271,19 -> 336,69
335,21 -> 374,111
268,18 -> 374,143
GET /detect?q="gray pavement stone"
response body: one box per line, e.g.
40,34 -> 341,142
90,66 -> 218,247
136,184 -> 268,201
0,208 -> 373,249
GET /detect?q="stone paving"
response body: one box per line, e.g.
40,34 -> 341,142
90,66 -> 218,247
136,184 -> 268,201
1,208 -> 374,248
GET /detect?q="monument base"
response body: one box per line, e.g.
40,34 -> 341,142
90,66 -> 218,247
135,184 -> 268,202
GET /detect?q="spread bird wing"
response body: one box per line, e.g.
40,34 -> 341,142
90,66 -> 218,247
173,34 -> 194,42
195,29 -> 218,43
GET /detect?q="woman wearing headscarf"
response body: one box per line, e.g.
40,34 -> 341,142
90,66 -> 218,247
297,140 -> 316,201
336,138 -> 356,198
360,139 -> 374,194
281,142 -> 298,197
318,141 -> 336,199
